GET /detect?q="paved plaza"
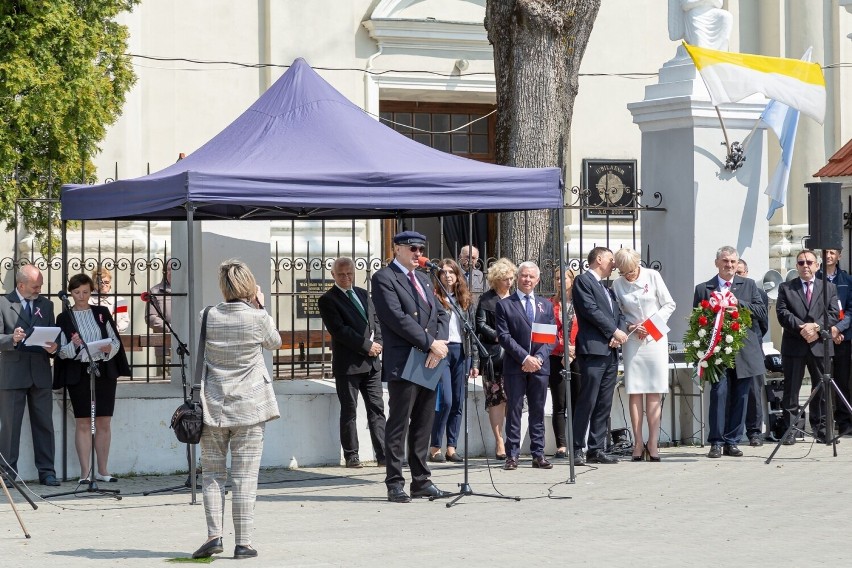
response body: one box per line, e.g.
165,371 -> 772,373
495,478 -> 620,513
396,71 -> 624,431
2,441 -> 850,567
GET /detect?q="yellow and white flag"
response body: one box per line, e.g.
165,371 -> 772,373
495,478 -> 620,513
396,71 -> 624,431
683,42 -> 825,124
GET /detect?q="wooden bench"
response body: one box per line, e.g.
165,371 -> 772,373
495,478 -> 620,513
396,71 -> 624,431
121,334 -> 171,352
275,329 -> 332,367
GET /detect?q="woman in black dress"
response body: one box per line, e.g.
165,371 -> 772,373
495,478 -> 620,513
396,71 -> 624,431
475,257 -> 516,460
55,273 -> 129,483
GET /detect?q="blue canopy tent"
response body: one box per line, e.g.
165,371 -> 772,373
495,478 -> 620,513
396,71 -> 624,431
59,58 -> 567,495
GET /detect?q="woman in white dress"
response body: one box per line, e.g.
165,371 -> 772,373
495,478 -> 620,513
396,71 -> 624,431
612,249 -> 676,461
90,268 -> 130,333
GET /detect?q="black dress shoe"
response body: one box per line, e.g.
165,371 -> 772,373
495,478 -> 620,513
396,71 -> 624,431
376,458 -> 386,467
531,455 -> 553,469
782,436 -> 796,445
495,453 -> 507,460
345,455 -> 363,468
234,545 -> 258,559
40,475 -> 60,487
749,435 -> 763,447
192,537 -> 224,559
553,449 -> 568,459
586,451 -> 618,464
723,444 -> 743,457
411,484 -> 448,498
573,450 -> 586,466
445,452 -> 464,463
707,443 -> 722,458
503,457 -> 518,470
387,486 -> 411,503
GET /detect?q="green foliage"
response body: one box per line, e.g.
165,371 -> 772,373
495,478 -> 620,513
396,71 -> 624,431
0,0 -> 139,247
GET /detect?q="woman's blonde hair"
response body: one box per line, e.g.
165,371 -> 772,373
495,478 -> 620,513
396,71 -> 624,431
614,248 -> 641,274
92,267 -> 112,286
219,259 -> 257,302
486,257 -> 517,286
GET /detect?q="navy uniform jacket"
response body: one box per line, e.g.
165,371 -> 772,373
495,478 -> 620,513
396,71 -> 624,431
371,263 -> 448,382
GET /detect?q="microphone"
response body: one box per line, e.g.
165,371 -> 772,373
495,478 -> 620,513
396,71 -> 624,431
417,257 -> 440,271
57,290 -> 69,301
140,291 -> 151,302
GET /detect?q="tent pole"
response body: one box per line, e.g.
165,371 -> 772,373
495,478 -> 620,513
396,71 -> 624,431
186,204 -> 198,505
557,203 -> 575,483
61,219 -> 69,482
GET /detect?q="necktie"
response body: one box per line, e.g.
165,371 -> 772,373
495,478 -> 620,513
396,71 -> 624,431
805,281 -> 812,305
407,271 -> 427,302
346,289 -> 367,321
525,295 -> 534,324
600,280 -> 613,310
23,300 -> 31,319
724,281 -> 731,288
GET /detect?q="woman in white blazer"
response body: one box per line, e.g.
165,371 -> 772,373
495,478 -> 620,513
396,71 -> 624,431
192,260 -> 282,561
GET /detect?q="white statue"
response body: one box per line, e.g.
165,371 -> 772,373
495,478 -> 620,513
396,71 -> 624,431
668,0 -> 733,51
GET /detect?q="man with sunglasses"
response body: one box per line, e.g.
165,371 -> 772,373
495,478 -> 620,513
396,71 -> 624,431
776,250 -> 840,444
693,246 -> 766,458
372,231 -> 449,503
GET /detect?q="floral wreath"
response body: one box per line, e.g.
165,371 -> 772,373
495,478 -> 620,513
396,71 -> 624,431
683,289 -> 752,383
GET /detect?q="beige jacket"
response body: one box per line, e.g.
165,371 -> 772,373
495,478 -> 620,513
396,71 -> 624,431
200,302 -> 282,428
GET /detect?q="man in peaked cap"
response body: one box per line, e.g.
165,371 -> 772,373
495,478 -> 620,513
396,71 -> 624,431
371,230 -> 449,503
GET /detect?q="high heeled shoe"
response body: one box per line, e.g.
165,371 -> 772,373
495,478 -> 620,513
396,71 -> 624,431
645,444 -> 661,462
631,443 -> 645,461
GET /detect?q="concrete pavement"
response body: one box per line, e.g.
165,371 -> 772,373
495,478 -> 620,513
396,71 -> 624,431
2,441 -> 850,567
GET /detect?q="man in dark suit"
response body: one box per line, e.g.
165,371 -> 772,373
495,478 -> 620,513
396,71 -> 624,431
694,246 -> 767,458
371,231 -> 449,503
815,248 -> 852,436
572,247 -> 628,465
496,261 -> 556,470
0,265 -> 60,486
736,259 -> 769,446
318,257 -> 386,469
776,249 -> 839,443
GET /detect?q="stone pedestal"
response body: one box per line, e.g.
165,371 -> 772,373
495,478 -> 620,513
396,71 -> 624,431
628,55 -> 771,443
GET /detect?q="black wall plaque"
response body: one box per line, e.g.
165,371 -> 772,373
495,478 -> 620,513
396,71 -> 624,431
581,159 -> 638,220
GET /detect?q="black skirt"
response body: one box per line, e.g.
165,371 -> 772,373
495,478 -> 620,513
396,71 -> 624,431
65,362 -> 118,418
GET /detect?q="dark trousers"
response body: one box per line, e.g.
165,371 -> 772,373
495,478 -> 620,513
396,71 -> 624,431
745,374 -> 765,437
569,359 -> 582,417
0,385 -> 56,480
549,355 -> 568,449
708,369 -> 752,445
573,351 -> 618,453
384,380 -> 437,492
430,343 -> 466,449
504,370 -> 549,459
832,341 -> 852,429
782,353 -> 826,436
335,368 -> 386,461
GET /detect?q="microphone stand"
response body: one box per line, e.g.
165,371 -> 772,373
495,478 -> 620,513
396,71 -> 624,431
424,264 -> 520,507
140,293 -> 202,503
45,295 -> 121,500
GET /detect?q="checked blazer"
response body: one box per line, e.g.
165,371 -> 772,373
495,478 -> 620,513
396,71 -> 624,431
200,302 -> 282,428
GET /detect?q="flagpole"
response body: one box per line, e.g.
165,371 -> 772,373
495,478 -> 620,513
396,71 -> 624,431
714,106 -> 732,156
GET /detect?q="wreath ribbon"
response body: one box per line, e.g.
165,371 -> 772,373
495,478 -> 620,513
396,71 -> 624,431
697,290 -> 738,378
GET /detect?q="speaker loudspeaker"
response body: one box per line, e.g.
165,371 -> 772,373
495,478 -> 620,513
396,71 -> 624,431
805,182 -> 843,250
762,269 -> 783,300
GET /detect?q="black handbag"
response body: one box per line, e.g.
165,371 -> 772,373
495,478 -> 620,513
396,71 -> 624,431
169,306 -> 211,444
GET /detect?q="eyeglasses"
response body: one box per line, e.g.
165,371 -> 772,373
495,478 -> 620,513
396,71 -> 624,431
797,260 -> 815,267
100,280 -> 111,286
407,245 -> 426,253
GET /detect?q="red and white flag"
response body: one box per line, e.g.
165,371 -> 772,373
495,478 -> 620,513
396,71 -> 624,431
642,312 -> 670,342
115,298 -> 128,314
531,323 -> 557,344
839,299 -> 845,321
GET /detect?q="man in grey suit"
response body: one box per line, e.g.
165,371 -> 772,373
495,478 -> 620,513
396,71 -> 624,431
693,246 -> 767,458
372,231 -> 449,503
0,265 -> 60,486
572,247 -> 628,465
459,245 -> 486,304
318,257 -> 386,469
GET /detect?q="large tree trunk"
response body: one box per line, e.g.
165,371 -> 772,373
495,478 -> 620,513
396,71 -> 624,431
485,0 -> 600,271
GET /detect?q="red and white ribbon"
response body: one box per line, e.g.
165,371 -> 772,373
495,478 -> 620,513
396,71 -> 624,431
697,290 -> 738,378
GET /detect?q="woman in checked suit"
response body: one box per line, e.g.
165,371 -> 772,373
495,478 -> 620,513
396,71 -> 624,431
192,260 -> 282,561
